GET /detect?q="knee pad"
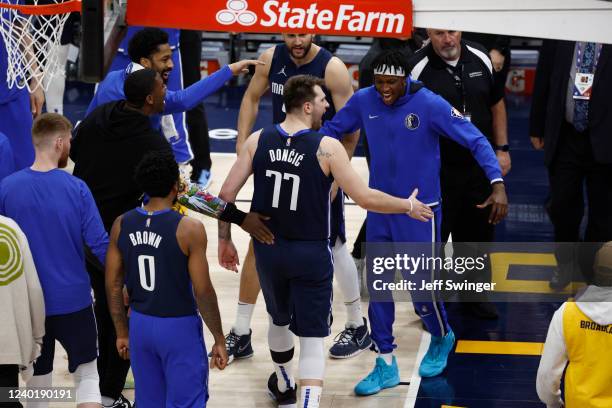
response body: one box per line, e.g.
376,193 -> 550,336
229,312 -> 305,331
268,315 -> 294,353
298,337 -> 325,381
270,348 -> 294,364
73,360 -> 101,404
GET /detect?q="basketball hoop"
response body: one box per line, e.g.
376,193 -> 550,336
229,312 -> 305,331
0,0 -> 81,93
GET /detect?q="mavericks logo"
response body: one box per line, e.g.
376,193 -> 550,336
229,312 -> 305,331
451,107 -> 466,120
405,113 -> 419,130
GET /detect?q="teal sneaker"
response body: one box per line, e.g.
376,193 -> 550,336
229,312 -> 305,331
418,329 -> 455,377
354,356 -> 400,396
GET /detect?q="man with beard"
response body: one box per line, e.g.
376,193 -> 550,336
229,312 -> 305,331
218,74 -> 432,408
86,27 -> 261,166
103,27 -> 214,186
0,113 -> 109,408
320,50 -> 507,393
220,33 -> 369,364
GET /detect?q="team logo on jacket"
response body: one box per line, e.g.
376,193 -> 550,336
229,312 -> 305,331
405,113 -> 420,130
451,107 -> 466,120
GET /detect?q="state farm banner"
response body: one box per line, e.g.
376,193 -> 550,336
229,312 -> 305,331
127,0 -> 413,37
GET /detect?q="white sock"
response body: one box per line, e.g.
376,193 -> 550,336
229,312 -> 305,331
101,396 -> 115,406
332,239 -> 362,326
268,316 -> 296,393
300,385 -> 322,408
379,352 -> 393,365
274,360 -> 295,393
344,298 -> 363,328
233,302 -> 255,336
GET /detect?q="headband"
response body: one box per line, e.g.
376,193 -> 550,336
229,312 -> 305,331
373,64 -> 406,77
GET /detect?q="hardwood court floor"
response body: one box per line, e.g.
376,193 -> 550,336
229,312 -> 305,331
39,154 -> 426,408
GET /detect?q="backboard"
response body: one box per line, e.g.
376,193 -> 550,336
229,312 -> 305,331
79,0 -> 125,82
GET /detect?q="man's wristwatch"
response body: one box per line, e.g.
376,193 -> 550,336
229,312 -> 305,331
494,144 -> 510,152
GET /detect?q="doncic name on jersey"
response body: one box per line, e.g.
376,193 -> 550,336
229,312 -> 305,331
269,142 -> 305,167
128,230 -> 163,249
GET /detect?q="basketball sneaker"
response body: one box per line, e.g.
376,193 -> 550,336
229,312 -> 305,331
354,355 -> 400,396
418,329 -> 455,377
267,372 -> 297,407
208,329 -> 253,364
197,169 -> 212,189
329,317 -> 372,358
104,394 -> 133,408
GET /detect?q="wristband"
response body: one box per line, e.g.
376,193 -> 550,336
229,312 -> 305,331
494,144 -> 510,152
408,198 -> 414,214
219,202 -> 247,225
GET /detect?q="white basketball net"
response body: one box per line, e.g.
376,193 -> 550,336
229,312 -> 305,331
0,1 -> 74,93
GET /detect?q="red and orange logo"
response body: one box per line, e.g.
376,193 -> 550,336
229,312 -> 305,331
128,0 -> 413,37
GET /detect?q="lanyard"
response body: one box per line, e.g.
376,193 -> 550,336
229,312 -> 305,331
576,42 -> 602,73
445,63 -> 467,114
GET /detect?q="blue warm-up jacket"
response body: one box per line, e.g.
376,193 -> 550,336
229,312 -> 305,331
320,79 -> 502,205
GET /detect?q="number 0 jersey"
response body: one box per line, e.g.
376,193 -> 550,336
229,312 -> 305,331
117,207 -> 197,317
251,125 -> 333,241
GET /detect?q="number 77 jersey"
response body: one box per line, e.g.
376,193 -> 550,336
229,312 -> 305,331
117,208 -> 197,317
251,125 -> 334,241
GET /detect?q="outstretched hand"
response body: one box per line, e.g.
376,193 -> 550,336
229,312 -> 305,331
476,183 -> 508,224
407,188 -> 434,222
229,59 -> 265,75
240,212 -> 274,244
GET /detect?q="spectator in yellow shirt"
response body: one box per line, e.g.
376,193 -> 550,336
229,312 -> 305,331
537,242 -> 612,408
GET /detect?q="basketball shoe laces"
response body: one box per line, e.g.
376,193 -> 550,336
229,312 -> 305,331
364,359 -> 386,383
226,331 -> 240,349
333,326 -> 357,347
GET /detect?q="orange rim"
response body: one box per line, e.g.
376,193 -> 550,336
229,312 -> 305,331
0,0 -> 81,15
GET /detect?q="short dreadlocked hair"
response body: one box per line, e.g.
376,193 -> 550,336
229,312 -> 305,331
371,50 -> 410,77
134,150 -> 179,198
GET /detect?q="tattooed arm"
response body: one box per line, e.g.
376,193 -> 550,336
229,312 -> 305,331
217,130 -> 270,271
179,217 -> 228,369
317,137 -> 433,220
176,165 -> 272,243
105,216 -> 130,359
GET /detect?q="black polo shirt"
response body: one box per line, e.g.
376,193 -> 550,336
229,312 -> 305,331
407,41 -> 503,166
